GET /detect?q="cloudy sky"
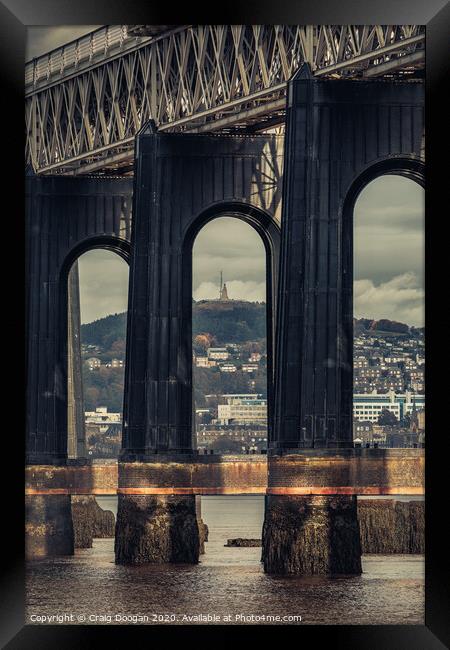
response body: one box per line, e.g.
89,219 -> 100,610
78,176 -> 424,326
27,28 -> 425,327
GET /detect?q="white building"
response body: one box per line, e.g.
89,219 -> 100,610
241,363 -> 259,373
85,406 -> 121,424
86,357 -> 101,369
195,356 -> 216,368
353,391 -> 425,423
219,363 -> 236,373
207,347 -> 229,360
106,358 -> 124,368
218,394 -> 267,425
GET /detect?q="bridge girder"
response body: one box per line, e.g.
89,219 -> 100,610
25,24 -> 425,175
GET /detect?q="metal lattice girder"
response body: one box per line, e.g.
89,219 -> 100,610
25,25 -> 425,175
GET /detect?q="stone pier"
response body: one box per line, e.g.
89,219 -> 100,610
262,494 -> 361,575
71,495 -> 115,549
25,495 -> 74,559
114,494 -> 200,565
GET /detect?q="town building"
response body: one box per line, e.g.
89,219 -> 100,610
86,357 -> 101,369
85,406 -> 122,425
195,355 -> 216,368
217,394 -> 267,425
353,391 -> 425,423
219,363 -> 237,373
207,347 -> 229,360
241,363 -> 259,373
106,358 -> 124,368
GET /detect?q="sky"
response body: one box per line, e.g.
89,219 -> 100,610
26,26 -> 102,60
77,175 -> 424,326
27,28 -> 425,327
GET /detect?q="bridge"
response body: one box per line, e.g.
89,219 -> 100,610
25,24 -> 424,175
25,25 -> 425,574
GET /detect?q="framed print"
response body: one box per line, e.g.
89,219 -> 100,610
1,0 -> 449,647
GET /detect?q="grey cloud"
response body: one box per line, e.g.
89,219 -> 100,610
354,273 -> 424,327
354,175 -> 424,287
193,217 -> 266,295
77,250 -> 128,324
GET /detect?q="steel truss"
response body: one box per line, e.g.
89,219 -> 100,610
25,25 -> 425,175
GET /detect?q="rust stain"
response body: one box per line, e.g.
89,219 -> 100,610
267,487 -> 425,495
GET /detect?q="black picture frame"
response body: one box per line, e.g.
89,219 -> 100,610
1,0 -> 449,647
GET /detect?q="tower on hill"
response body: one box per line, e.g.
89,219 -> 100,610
219,271 -> 230,301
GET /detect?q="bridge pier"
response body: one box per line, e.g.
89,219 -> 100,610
115,494 -> 199,565
25,494 -> 74,559
262,494 -> 361,575
263,67 -> 424,575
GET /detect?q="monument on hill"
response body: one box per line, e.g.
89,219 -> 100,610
219,271 -> 230,301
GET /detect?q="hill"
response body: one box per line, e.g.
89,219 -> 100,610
81,312 -> 127,350
193,300 -> 266,344
353,317 -> 422,338
81,300 -> 267,350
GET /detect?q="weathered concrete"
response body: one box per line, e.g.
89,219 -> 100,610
358,499 -> 424,554
267,449 -> 425,494
71,496 -> 115,549
24,450 -> 425,496
117,455 -> 268,494
114,494 -> 200,565
262,495 -> 362,575
25,495 -> 74,559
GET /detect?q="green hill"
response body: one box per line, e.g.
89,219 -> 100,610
193,300 -> 266,344
81,312 -> 127,350
81,300 -> 267,350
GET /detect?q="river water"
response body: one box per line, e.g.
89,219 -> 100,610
26,495 -> 424,626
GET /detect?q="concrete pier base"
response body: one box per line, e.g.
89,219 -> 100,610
25,495 -> 74,559
262,494 -> 362,575
114,494 -> 200,565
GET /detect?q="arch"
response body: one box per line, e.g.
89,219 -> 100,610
182,201 -> 280,447
60,235 -> 131,281
340,157 -> 425,435
57,236 -> 131,458
342,157 -> 425,221
341,156 -> 425,303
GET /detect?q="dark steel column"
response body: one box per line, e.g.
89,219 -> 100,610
25,171 -> 133,557
271,66 -> 424,452
118,125 -> 281,564
264,66 -> 424,574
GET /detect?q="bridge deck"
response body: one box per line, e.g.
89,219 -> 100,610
25,25 -> 425,175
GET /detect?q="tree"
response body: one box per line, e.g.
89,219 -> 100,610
194,333 -> 213,352
378,408 -> 398,427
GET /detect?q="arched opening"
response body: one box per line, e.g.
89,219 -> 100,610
350,166 -> 425,449
63,241 -> 130,461
188,208 -> 279,561
192,216 -> 268,453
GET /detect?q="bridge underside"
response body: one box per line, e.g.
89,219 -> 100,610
25,25 -> 425,176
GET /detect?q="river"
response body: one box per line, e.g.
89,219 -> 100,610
26,495 -> 424,625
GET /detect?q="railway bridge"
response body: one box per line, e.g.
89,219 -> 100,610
25,25 -> 425,574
